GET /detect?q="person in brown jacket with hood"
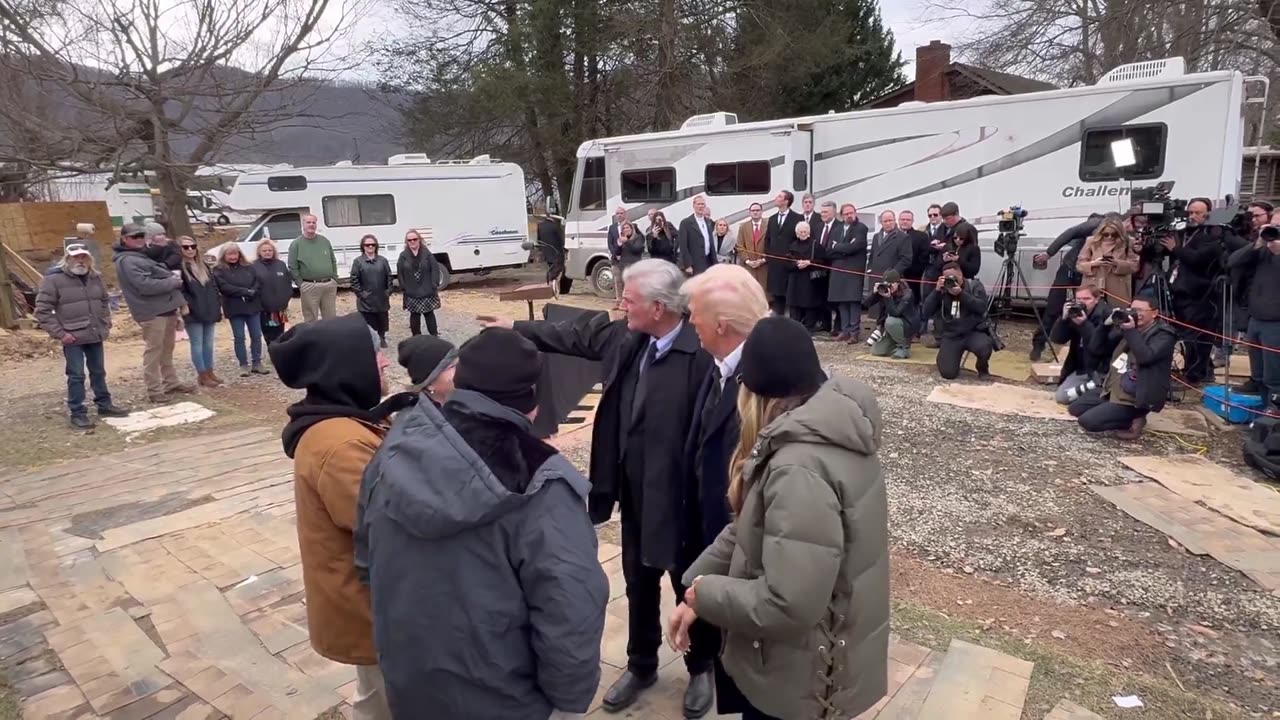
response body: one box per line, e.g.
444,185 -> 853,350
270,313 -> 398,720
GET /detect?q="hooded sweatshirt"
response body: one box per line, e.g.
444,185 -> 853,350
355,389 -> 608,720
271,314 -> 383,458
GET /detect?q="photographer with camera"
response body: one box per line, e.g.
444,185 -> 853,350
1068,294 -> 1175,439
1228,214 -> 1280,409
1149,198 -> 1225,384
1049,284 -> 1111,404
1030,212 -> 1103,361
922,263 -> 992,380
865,270 -> 917,359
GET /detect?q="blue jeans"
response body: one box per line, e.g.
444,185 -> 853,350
229,314 -> 263,367
186,321 -> 217,372
1247,317 -> 1280,406
63,342 -> 111,416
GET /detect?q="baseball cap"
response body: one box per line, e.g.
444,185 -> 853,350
121,223 -> 146,238
65,243 -> 91,257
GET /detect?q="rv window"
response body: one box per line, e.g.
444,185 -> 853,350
263,213 -> 302,242
621,168 -> 676,203
321,194 -> 397,227
704,161 -> 771,195
579,157 -> 606,211
793,161 -> 808,192
1079,124 -> 1167,181
267,176 -> 308,192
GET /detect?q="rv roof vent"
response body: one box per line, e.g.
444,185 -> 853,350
470,154 -> 493,164
333,160 -> 353,167
388,153 -> 432,165
681,112 -> 739,131
1098,57 -> 1186,85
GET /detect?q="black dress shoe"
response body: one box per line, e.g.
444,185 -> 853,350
683,670 -> 714,719
69,414 -> 94,430
96,404 -> 130,418
602,669 -> 657,712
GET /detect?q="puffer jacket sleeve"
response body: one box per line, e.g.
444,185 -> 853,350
694,463 -> 843,637
512,480 -> 608,713
683,522 -> 737,584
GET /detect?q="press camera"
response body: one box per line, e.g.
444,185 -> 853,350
874,281 -> 892,294
1066,301 -> 1087,320
942,275 -> 959,290
1107,307 -> 1138,326
993,206 -> 1027,257
1129,182 -> 1187,234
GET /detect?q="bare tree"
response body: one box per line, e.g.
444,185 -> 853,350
0,0 -> 369,236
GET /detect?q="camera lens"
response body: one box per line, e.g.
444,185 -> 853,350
1263,226 -> 1280,241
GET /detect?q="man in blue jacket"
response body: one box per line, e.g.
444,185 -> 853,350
356,328 -> 607,720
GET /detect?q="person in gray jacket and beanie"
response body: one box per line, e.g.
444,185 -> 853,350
35,244 -> 130,429
114,223 -> 196,402
670,316 -> 889,720
355,328 -> 608,720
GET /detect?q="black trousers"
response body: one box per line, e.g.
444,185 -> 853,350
1032,265 -> 1074,348
788,305 -> 825,329
620,474 -> 716,677
937,332 -> 993,379
1068,393 -> 1148,432
1174,299 -> 1216,383
409,311 -> 439,336
360,311 -> 389,336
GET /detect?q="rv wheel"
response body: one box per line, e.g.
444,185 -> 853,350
216,214 -> 230,226
436,265 -> 452,290
590,261 -> 615,298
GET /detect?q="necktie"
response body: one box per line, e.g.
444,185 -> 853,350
821,223 -> 830,246
702,366 -> 722,430
753,221 -> 760,234
632,340 -> 659,427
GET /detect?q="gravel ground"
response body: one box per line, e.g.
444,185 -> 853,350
3,266 -> 1277,711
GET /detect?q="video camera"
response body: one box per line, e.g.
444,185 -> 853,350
1129,181 -> 1187,234
993,206 -> 1027,257
1106,307 -> 1138,326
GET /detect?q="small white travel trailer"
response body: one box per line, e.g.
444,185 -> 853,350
227,156 -> 531,287
563,58 -> 1259,299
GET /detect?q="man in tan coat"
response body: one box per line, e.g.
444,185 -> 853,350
735,202 -> 768,289
269,314 -> 394,720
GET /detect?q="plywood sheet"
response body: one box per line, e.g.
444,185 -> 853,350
926,383 -> 1209,436
1119,455 -> 1280,535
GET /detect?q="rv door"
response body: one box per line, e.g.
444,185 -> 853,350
789,127 -> 813,195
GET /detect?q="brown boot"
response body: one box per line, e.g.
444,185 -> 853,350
197,370 -> 215,387
208,370 -> 224,386
1116,416 -> 1147,441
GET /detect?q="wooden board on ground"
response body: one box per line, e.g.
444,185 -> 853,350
44,607 -> 175,714
855,637 -> 935,719
95,484 -> 294,552
859,346 -> 1031,382
1215,354 -> 1252,380
1119,455 -> 1280,535
1030,362 -> 1062,385
925,383 -> 1209,437
1044,698 -> 1104,720
915,638 -> 1034,720
1092,482 -> 1280,593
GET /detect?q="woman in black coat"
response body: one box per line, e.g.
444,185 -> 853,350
178,237 -> 223,386
647,211 -> 680,265
397,228 -> 443,336
350,234 -> 394,348
253,239 -> 294,345
786,222 -> 826,329
212,244 -> 266,376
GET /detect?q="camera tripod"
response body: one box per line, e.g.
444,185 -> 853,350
985,250 -> 1059,362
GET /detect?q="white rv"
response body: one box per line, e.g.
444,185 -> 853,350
563,58 -> 1259,299
227,155 -> 531,288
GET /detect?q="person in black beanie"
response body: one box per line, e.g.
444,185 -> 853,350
670,315 -> 890,720
355,327 -> 607,720
268,313 -> 394,720
397,335 -> 458,405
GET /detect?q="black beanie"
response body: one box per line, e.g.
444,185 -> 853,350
454,328 -> 542,413
398,335 -> 457,390
738,316 -> 826,399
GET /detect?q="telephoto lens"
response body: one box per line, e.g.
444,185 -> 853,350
865,327 -> 884,346
1065,378 -> 1099,402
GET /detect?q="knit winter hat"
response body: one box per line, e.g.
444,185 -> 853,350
738,316 -> 826,399
882,269 -> 902,283
398,335 -> 457,391
453,328 -> 542,413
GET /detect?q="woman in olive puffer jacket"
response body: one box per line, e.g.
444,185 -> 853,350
671,317 -> 889,720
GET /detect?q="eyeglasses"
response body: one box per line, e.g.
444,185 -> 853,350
407,237 -> 421,242
1100,232 -> 1119,239
362,244 -> 377,248
181,245 -> 197,250
927,213 -> 940,218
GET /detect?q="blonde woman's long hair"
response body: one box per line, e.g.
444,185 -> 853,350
216,242 -> 245,269
179,236 -> 209,284
257,237 -> 279,261
1090,215 -> 1131,254
727,385 -> 809,514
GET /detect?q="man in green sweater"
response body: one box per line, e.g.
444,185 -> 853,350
289,214 -> 339,322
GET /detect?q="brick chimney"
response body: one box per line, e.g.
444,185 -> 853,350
915,40 -> 952,103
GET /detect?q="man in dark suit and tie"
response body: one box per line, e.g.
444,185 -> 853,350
680,263 -> 770,718
765,190 -> 799,316
799,192 -> 821,231
866,210 -> 914,315
678,195 -> 718,276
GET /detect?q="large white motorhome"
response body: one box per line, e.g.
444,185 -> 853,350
564,58 -> 1260,299
227,155 -> 531,288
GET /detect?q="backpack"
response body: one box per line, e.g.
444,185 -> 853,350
1242,415 -> 1280,480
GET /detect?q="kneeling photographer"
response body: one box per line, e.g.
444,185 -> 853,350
1049,284 -> 1111,404
1068,295 -> 1175,440
865,270 -> 917,359
921,263 -> 992,380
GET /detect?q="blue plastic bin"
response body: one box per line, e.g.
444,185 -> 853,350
1201,384 -> 1264,424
